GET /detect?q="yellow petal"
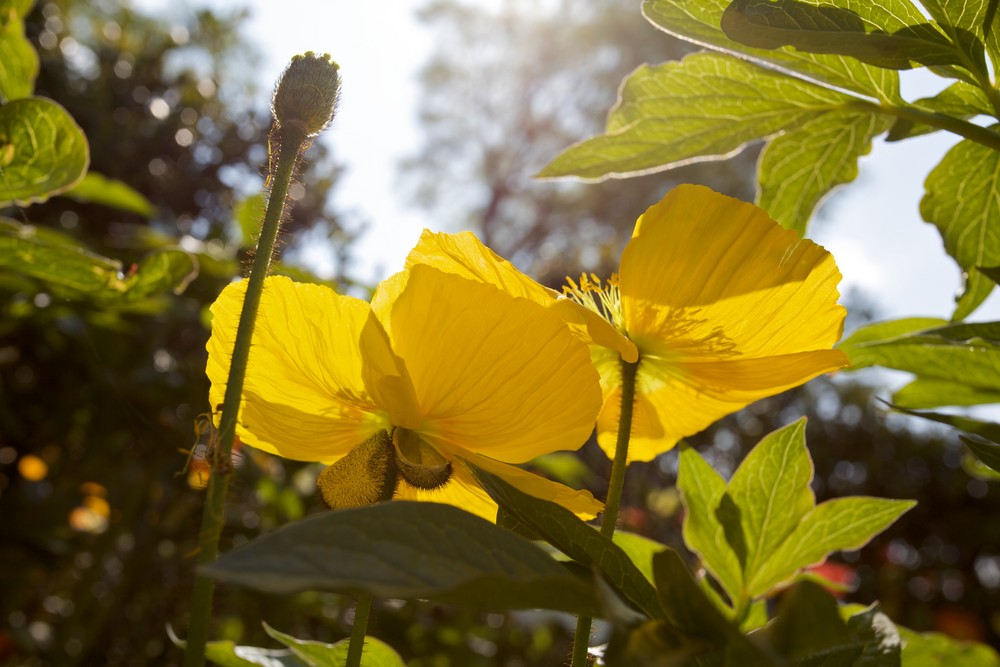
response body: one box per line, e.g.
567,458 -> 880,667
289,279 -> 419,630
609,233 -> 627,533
596,350 -> 848,461
407,229 -> 637,362
206,276 -> 391,462
376,265 -> 602,463
392,458 -> 499,521
458,449 -> 604,519
620,184 -> 845,361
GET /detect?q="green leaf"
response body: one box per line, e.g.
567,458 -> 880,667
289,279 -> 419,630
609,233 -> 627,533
641,0 -> 900,100
893,378 -> 1000,409
963,434 -> 1000,475
469,463 -> 663,619
0,97 -> 89,205
540,51 -> 869,180
677,443 -> 744,605
652,549 -> 770,665
748,496 -> 914,596
916,0 -> 995,79
762,584 -> 901,666
757,109 -> 890,234
889,404 -> 1000,441
727,419 -> 815,583
722,0 -> 966,70
886,82 -> 993,141
264,623 -> 404,667
206,642 -> 305,667
760,580 -> 859,665
0,5 -> 38,101
64,172 -> 156,217
0,220 -> 197,303
612,530 -> 668,585
981,265 -> 1000,285
840,320 -> 1000,392
898,627 -> 1000,666
201,501 -> 601,616
921,133 -> 1000,319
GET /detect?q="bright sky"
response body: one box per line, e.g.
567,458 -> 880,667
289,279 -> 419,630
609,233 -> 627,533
137,0 -> 1000,323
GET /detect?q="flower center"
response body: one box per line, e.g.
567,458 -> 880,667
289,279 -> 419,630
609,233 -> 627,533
563,272 -> 627,335
392,428 -> 453,490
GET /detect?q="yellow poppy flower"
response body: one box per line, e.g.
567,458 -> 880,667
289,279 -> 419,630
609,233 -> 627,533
406,184 -> 848,461
206,265 -> 604,520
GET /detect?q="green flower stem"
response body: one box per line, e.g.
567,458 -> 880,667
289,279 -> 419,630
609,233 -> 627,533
346,593 -> 374,667
570,357 -> 640,667
182,125 -> 308,667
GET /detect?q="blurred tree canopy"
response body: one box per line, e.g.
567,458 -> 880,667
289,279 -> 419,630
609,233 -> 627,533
0,0 -> 359,664
401,0 -> 757,286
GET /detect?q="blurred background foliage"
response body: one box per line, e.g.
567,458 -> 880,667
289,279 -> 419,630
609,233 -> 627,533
0,0 -> 998,665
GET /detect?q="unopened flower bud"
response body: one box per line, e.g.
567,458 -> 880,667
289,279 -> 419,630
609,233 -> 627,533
271,51 -> 341,136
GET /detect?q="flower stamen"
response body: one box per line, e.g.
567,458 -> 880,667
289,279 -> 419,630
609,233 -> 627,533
563,272 -> 627,335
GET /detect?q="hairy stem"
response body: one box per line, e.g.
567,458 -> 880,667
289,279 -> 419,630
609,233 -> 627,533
570,357 -> 640,667
182,125 -> 307,667
346,594 -> 374,667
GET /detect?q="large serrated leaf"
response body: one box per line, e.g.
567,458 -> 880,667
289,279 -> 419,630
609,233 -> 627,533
0,97 -> 89,205
722,0 -> 967,70
201,501 -> 601,616
920,132 -> 1000,319
758,109 -> 891,234
748,496 -> 914,597
840,319 -> 1000,392
677,444 -> 743,606
641,0 -> 900,101
0,5 -> 37,101
469,462 -> 663,619
540,51 -> 863,180
264,623 -> 405,667
917,0 -> 994,79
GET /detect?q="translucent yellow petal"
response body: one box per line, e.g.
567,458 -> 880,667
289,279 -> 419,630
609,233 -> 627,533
620,184 -> 845,361
377,265 -> 601,463
458,449 -> 604,519
392,458 -> 499,521
407,229 -> 637,362
206,276 -> 390,462
596,350 -> 848,461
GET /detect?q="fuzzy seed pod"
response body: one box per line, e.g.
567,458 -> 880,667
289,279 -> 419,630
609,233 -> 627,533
271,51 -> 341,136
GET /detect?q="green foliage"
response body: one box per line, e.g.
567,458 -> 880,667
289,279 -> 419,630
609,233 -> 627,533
201,501 -> 601,616
0,97 -> 88,205
0,0 -> 38,101
469,461 -> 664,619
679,420 -> 914,611
64,172 -> 155,217
262,624 -> 404,667
0,218 -> 196,304
899,627 -> 1000,666
840,319 -> 1000,406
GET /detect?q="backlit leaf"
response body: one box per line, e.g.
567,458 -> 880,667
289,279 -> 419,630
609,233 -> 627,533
540,51 -> 864,180
898,627 -> 1000,666
722,0 -> 967,70
893,378 -> 1000,409
201,501 -> 601,616
921,132 -> 1000,319
0,97 -> 89,205
727,419 -> 814,583
0,5 -> 37,101
840,320 -> 1000,391
677,443 -> 743,605
758,109 -> 890,234
886,82 -> 993,141
641,0 -> 899,100
749,496 -> 914,597
264,624 -> 405,667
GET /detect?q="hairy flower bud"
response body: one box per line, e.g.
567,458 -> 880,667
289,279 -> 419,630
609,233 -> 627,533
271,51 -> 341,136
